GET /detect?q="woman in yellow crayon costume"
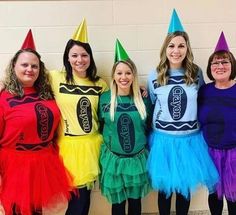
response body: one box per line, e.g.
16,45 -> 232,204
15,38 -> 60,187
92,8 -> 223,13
49,19 -> 108,215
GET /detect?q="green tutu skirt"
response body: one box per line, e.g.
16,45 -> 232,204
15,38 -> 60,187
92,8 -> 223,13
99,144 -> 151,204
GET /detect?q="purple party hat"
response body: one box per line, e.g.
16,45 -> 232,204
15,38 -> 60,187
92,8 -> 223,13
214,31 -> 229,52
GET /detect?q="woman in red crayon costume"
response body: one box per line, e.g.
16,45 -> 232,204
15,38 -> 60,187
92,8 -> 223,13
0,30 -> 72,215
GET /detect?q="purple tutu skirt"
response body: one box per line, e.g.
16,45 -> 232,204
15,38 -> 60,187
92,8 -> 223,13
209,147 -> 236,201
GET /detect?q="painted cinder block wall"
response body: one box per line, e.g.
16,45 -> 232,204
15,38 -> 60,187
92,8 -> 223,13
0,0 -> 235,214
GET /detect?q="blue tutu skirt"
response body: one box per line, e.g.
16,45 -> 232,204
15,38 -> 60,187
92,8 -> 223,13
147,130 -> 219,199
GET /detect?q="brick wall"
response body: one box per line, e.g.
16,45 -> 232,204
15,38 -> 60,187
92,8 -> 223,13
0,1 -> 232,213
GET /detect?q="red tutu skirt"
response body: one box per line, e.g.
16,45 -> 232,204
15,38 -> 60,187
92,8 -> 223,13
0,145 -> 73,215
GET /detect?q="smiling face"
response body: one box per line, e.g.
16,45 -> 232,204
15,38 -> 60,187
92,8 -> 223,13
14,51 -> 40,87
113,62 -> 134,95
68,44 -> 90,78
166,35 -> 187,69
211,56 -> 232,83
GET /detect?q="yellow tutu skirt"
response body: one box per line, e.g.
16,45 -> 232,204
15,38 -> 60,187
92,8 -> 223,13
58,132 -> 103,189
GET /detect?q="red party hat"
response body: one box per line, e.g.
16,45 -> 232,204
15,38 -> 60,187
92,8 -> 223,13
21,29 -> 36,50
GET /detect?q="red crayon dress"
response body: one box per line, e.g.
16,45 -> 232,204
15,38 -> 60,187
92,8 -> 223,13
0,87 -> 72,215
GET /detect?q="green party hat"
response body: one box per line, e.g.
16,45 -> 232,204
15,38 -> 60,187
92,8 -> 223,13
115,39 -> 130,62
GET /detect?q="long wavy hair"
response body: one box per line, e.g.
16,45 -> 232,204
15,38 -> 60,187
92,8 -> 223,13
63,39 -> 99,83
4,49 -> 54,99
109,59 -> 146,121
157,31 -> 199,86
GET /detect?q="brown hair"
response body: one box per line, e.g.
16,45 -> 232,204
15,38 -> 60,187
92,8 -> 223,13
206,50 -> 236,81
157,31 -> 199,85
4,49 -> 54,99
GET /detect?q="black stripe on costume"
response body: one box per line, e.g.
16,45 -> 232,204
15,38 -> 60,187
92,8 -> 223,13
16,140 -> 53,151
7,93 -> 41,107
59,83 -> 102,95
101,103 -> 137,112
155,120 -> 198,131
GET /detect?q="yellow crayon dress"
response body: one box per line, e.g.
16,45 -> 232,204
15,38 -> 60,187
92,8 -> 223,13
50,70 -> 108,188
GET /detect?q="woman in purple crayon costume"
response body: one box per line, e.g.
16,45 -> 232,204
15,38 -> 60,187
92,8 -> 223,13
198,32 -> 236,215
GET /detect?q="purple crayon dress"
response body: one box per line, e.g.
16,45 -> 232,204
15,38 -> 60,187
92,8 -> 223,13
198,82 -> 236,201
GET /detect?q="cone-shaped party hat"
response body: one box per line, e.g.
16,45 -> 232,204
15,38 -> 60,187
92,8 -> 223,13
114,39 -> 130,62
21,29 -> 36,50
214,31 -> 229,52
72,18 -> 88,43
168,9 -> 185,34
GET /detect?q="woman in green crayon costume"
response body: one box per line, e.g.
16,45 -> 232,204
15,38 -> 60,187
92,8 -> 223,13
99,39 -> 152,215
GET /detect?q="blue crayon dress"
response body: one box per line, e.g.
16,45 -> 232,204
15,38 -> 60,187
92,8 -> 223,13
147,68 -> 219,198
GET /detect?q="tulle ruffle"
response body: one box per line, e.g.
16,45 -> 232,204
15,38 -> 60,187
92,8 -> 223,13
59,132 -> 103,189
209,147 -> 236,201
0,146 -> 73,215
99,144 -> 151,204
147,130 -> 219,199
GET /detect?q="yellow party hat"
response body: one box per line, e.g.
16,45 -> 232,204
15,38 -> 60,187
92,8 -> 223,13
72,18 -> 88,43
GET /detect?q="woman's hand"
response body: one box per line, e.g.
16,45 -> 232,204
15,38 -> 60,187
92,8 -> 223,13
140,85 -> 148,98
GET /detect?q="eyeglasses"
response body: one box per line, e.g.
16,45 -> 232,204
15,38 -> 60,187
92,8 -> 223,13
211,60 -> 231,68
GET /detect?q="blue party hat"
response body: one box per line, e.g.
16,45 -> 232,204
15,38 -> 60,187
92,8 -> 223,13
168,9 -> 185,34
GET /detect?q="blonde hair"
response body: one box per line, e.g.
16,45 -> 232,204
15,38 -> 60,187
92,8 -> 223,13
157,31 -> 199,86
109,59 -> 146,121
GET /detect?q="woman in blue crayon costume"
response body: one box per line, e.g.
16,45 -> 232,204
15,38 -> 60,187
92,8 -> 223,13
147,9 -> 219,215
198,32 -> 236,215
99,39 -> 152,215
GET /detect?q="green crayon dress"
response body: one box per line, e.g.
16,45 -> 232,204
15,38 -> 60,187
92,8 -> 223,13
99,90 -> 152,203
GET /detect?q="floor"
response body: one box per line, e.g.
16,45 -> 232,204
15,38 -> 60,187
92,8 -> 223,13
142,210 -> 228,215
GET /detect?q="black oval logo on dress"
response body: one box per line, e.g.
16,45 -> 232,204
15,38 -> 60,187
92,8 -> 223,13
77,97 -> 92,133
117,113 -> 135,153
168,86 -> 187,120
35,103 -> 53,141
